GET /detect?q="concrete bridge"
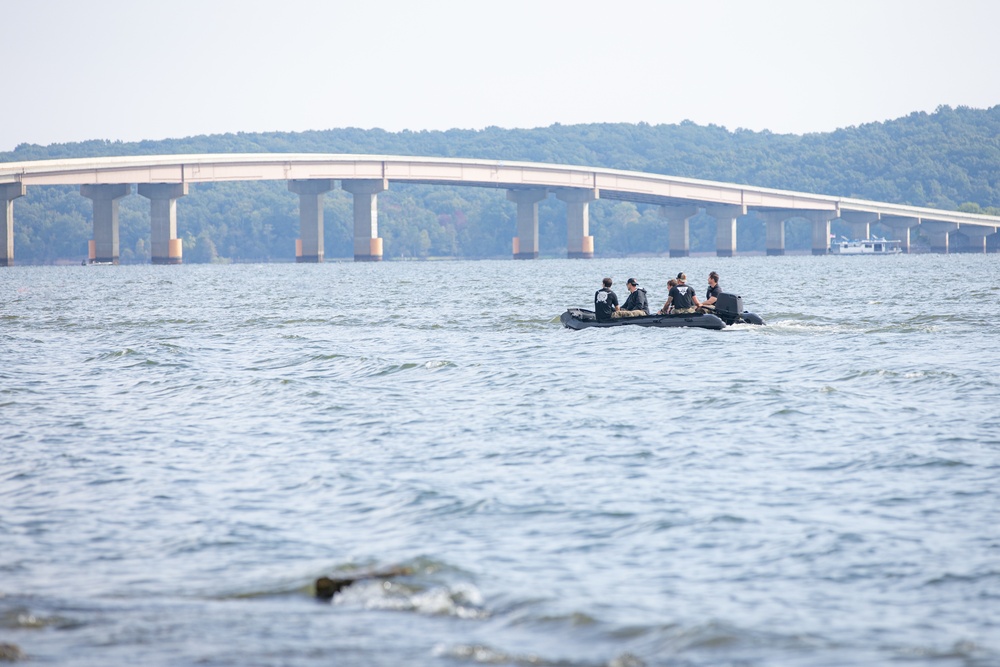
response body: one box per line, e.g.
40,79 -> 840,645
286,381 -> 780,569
2,153 -> 999,265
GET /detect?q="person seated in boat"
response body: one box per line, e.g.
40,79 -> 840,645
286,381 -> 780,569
594,277 -> 620,321
656,279 -> 677,314
698,271 -> 721,312
615,277 -> 649,317
660,272 -> 701,315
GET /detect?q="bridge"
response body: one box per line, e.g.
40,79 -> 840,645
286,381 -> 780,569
2,153 -> 999,265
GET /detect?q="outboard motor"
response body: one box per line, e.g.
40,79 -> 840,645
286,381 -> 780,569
714,292 -> 765,326
714,292 -> 743,325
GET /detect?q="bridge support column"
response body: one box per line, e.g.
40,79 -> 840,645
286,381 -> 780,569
706,204 -> 745,257
138,183 -> 187,264
508,189 -> 547,259
1,183 -> 25,267
81,184 -> 130,264
881,216 -> 919,253
289,179 -> 334,263
660,205 -> 699,258
342,179 -> 387,262
809,213 -> 835,255
840,211 -> 879,241
921,221 -> 959,254
766,220 -> 785,255
757,212 -> 787,255
556,189 -> 596,258
957,225 -> 993,253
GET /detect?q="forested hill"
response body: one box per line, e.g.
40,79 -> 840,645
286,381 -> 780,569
4,105 -> 999,263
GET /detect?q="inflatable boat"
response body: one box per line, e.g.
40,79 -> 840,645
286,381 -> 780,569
560,292 -> 764,330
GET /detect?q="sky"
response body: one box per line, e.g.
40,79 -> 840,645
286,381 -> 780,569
4,0 -> 1000,152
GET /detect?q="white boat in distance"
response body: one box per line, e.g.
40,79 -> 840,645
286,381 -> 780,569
830,237 -> 902,255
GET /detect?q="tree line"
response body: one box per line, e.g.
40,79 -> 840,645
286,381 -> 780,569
3,104 -> 999,263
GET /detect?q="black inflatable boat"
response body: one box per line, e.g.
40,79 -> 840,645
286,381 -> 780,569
560,292 -> 764,330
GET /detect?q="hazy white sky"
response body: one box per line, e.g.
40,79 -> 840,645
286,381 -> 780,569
4,0 -> 999,152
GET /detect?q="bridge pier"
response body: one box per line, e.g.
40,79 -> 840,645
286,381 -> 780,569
706,205 -> 744,257
956,224 -> 993,253
138,183 -> 187,264
81,184 -> 130,264
289,179 -> 334,263
342,179 -> 386,262
808,213 -> 834,255
508,189 -> 547,259
2,183 -> 25,267
757,212 -> 787,255
660,205 -> 699,258
880,215 -> 919,253
921,220 -> 959,254
555,189 -> 595,258
840,211 -> 879,240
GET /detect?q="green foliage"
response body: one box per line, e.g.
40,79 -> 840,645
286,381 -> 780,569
3,105 -> 999,262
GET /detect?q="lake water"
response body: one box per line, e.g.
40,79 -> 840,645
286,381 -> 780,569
2,254 -> 998,667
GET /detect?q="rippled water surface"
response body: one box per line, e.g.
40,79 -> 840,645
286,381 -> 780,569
2,255 -> 999,666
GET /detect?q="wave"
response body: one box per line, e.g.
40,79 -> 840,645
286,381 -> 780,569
433,643 -> 646,667
212,557 -> 489,621
369,360 -> 458,376
0,606 -> 84,631
84,348 -> 140,362
922,568 -> 1000,587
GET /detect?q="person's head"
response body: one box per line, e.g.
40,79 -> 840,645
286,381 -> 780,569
708,271 -> 719,287
667,279 -> 677,289
626,278 -> 638,292
676,272 -> 686,283
602,277 -> 613,288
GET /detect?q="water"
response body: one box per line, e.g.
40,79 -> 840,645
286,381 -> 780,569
2,255 -> 999,667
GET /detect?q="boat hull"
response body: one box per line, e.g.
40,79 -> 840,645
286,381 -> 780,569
560,309 -> 726,330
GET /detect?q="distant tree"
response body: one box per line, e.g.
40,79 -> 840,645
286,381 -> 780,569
184,230 -> 219,263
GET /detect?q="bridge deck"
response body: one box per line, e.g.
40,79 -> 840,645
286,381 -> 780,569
1,153 -> 998,230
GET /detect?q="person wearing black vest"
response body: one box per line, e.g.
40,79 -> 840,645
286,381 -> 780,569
662,272 -> 701,314
615,277 -> 649,317
594,277 -> 619,321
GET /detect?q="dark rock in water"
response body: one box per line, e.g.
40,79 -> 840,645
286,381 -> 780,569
315,576 -> 356,600
0,642 -> 25,662
314,565 -> 413,601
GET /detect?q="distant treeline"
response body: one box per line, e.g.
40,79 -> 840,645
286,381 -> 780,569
4,104 -> 1000,263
